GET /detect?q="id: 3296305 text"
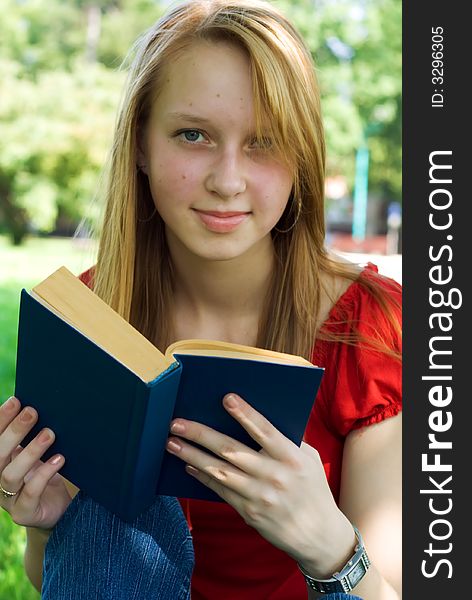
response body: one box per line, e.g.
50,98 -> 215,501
431,26 -> 444,108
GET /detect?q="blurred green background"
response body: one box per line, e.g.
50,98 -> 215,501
0,0 -> 400,596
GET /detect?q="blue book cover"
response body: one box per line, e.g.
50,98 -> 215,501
14,272 -> 324,521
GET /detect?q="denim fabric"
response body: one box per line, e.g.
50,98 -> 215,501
42,492 -> 363,600
42,491 -> 194,600
322,595 -> 363,600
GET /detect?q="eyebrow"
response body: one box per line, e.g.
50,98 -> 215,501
166,111 -> 212,124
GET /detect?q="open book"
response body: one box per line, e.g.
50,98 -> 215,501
15,267 -> 324,521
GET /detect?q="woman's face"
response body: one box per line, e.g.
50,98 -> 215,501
141,40 -> 294,262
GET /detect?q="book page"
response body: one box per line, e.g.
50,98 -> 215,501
166,339 -> 314,367
32,267 -> 174,382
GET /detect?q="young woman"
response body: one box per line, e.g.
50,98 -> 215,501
0,1 -> 401,598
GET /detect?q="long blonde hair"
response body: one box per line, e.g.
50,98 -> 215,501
93,0 -> 401,360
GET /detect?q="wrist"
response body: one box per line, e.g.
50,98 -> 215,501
298,524 -> 371,595
26,525 -> 53,542
298,514 -> 356,579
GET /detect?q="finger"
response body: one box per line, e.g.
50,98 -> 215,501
185,464 -> 244,506
18,454 -> 65,515
0,397 -> 22,435
11,447 -> 22,462
0,447 -> 25,492
0,407 -> 38,473
1,428 -> 56,495
166,436 -> 253,499
222,394 -> 297,461
169,419 -> 267,477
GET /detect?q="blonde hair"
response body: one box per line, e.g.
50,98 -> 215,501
93,0 -> 400,360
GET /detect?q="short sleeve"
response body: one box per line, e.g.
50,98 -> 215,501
312,265 -> 402,437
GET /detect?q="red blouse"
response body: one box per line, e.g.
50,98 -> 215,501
79,263 -> 402,599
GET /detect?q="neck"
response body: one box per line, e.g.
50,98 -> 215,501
167,233 -> 275,320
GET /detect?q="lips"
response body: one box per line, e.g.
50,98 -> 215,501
193,209 -> 251,233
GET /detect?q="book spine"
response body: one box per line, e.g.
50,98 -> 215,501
115,380 -> 152,521
116,365 -> 182,521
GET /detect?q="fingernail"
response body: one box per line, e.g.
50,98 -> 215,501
166,439 -> 182,453
20,407 -> 35,423
170,420 -> 185,434
186,465 -> 199,476
2,397 -> 18,411
49,455 -> 63,466
224,394 -> 239,409
38,428 -> 53,444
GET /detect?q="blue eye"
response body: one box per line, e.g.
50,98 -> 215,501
179,130 -> 204,143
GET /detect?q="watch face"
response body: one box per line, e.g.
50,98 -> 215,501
348,561 -> 366,586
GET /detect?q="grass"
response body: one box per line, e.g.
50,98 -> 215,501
0,235 -> 97,600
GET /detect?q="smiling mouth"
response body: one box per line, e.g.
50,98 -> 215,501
193,209 -> 251,232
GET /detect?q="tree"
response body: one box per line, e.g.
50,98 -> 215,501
0,57 -> 123,244
0,0 -> 162,244
281,0 -> 402,200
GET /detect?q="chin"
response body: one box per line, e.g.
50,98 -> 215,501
194,248 -> 250,262
189,239 -> 259,262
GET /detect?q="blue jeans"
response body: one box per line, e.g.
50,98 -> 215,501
322,596 -> 363,600
42,491 -> 194,599
324,597 -> 363,600
42,492 -> 363,600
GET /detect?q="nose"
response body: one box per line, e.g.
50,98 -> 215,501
204,147 -> 247,199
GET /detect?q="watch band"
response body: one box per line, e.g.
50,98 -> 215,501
298,525 -> 371,594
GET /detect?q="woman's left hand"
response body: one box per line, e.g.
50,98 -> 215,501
166,392 -> 355,577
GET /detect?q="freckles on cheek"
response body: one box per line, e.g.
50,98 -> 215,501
176,164 -> 201,189
173,169 -> 196,190
153,165 -> 198,203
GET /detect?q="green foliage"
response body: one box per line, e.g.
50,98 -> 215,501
350,0 -> 402,197
279,0 -> 402,199
98,0 -> 165,67
0,508 -> 39,600
0,0 -> 80,74
0,56 -> 123,242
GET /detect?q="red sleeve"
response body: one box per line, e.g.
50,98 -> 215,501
78,266 -> 95,290
313,266 -> 402,437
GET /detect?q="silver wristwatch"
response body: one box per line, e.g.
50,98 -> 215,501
298,525 -> 371,594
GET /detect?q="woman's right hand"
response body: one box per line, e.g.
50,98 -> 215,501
0,396 -> 72,530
